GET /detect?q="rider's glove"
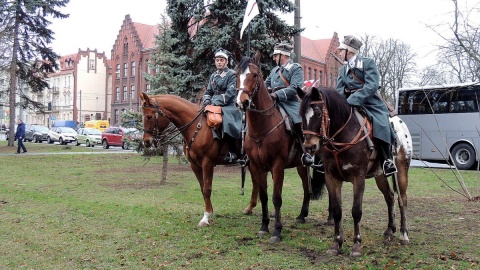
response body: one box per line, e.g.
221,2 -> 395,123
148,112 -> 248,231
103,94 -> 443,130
269,92 -> 278,101
203,99 -> 212,106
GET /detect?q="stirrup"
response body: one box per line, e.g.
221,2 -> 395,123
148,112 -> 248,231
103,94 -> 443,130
301,153 -> 314,167
224,152 -> 238,163
312,162 -> 325,173
383,159 -> 397,177
238,155 -> 249,167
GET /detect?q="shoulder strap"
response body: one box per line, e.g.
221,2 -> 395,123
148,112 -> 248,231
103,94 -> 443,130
277,69 -> 290,86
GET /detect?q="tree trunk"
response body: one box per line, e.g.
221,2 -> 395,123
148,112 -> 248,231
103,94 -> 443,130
7,12 -> 20,147
160,144 -> 169,185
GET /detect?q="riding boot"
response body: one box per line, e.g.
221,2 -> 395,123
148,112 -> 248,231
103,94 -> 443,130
294,123 -> 314,167
380,141 -> 397,177
312,154 -> 325,173
224,134 -> 238,163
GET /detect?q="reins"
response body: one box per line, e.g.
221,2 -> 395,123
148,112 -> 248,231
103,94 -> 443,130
142,99 -> 205,149
304,95 -> 372,176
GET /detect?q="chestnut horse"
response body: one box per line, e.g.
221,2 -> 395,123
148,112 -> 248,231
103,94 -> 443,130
298,86 -> 412,256
235,53 -> 324,243
139,93 -> 323,228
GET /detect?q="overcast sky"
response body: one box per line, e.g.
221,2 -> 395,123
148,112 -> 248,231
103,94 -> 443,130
50,0 -> 467,69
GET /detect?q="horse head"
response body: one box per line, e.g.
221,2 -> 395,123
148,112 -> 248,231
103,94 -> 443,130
235,51 -> 272,111
139,92 -> 172,148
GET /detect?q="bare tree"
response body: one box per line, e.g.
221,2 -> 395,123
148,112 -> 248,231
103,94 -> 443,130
426,0 -> 480,83
361,35 -> 417,104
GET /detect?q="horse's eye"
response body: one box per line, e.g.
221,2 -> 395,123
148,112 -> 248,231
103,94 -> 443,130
146,115 -> 153,120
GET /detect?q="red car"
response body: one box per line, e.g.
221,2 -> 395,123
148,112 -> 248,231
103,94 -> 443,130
101,127 -> 137,149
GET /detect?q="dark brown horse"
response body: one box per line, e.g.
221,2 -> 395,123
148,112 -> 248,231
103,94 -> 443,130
298,86 -> 412,256
235,53 -> 324,243
139,93 -> 323,229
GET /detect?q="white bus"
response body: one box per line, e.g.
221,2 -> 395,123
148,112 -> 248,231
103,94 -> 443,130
396,82 -> 480,169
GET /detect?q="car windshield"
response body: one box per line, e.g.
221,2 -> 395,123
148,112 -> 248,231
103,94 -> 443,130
124,128 -> 137,134
59,127 -> 77,133
88,129 -> 102,135
34,126 -> 49,132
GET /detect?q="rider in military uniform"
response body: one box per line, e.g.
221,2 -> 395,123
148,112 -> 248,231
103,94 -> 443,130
203,48 -> 242,162
265,42 -> 312,165
336,35 -> 397,176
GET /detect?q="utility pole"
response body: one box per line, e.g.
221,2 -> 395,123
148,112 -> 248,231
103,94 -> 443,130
79,90 -> 82,123
293,0 -> 301,63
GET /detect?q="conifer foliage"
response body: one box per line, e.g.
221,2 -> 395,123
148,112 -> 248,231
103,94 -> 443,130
0,0 -> 69,145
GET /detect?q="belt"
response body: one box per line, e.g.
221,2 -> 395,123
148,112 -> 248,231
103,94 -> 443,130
345,87 -> 361,94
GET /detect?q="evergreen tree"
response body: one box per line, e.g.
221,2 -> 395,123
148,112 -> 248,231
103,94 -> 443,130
167,0 -> 301,100
0,0 -> 69,146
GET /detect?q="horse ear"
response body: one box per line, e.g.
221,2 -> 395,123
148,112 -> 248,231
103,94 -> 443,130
139,92 -> 153,106
310,87 -> 321,101
296,86 -> 306,100
253,50 -> 261,65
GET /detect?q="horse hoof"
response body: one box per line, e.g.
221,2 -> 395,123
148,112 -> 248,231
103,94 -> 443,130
400,239 -> 410,245
197,221 -> 209,227
295,217 -> 306,224
258,230 -> 269,237
326,249 -> 339,256
269,236 -> 282,243
325,220 -> 334,226
350,251 -> 362,257
243,208 -> 253,215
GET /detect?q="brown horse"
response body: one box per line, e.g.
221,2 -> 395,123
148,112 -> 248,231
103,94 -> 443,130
138,93 -> 323,228
235,53 -> 324,243
297,86 -> 412,256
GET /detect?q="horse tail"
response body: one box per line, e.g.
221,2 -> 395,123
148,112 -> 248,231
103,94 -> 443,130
310,154 -> 326,200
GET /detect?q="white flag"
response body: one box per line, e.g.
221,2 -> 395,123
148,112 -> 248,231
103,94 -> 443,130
240,0 -> 260,39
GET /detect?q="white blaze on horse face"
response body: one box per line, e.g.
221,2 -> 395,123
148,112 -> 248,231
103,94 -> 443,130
305,107 -> 314,127
236,68 -> 250,108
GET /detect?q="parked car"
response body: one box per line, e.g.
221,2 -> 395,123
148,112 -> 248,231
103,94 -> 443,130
5,126 -> 17,141
25,124 -> 50,143
101,127 -> 137,149
76,128 -> 102,147
47,127 -> 77,145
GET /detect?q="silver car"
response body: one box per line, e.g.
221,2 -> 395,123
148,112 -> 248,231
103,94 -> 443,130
76,128 -> 102,147
47,127 -> 78,145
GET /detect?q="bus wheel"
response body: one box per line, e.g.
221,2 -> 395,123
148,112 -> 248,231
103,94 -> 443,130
451,143 -> 476,170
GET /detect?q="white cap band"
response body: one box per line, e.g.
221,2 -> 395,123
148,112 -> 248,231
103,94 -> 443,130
215,52 -> 228,59
273,49 -> 290,56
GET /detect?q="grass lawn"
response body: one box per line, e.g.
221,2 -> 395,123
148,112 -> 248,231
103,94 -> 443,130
0,141 -> 479,269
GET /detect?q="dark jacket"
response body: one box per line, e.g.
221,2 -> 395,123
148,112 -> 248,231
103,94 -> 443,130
15,122 -> 26,139
203,67 -> 242,139
265,60 -> 304,124
336,55 -> 394,145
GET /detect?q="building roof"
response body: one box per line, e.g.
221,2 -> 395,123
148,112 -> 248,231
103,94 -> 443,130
132,22 -> 159,49
301,36 -> 334,63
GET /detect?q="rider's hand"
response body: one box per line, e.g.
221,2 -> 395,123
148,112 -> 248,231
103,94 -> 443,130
203,99 -> 211,106
270,93 -> 278,101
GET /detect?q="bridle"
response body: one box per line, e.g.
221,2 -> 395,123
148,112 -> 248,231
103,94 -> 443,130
303,93 -> 371,174
142,99 -> 204,149
236,63 -> 276,115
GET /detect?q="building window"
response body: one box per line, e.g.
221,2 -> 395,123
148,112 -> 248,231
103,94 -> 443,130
116,64 -> 120,78
123,86 -> 127,100
123,63 -> 128,77
115,87 -> 120,101
130,85 -> 135,101
308,67 -> 311,80
114,109 -> 119,124
314,69 -> 317,82
131,61 -> 136,76
319,71 -> 323,86
146,84 -> 150,93
123,37 -> 128,55
89,59 -> 95,70
146,59 -> 150,74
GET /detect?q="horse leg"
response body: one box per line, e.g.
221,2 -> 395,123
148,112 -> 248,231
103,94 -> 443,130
243,174 -> 258,215
191,162 -> 214,227
326,179 -> 344,256
270,165 -> 286,243
350,178 -> 366,257
295,166 -> 310,223
395,149 -> 410,245
326,195 -> 334,226
374,175 -> 397,242
250,165 -> 269,237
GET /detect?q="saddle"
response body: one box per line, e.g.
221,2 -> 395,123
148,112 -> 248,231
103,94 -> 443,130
205,105 -> 222,129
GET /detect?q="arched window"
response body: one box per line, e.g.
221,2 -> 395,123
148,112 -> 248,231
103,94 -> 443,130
131,61 -> 136,76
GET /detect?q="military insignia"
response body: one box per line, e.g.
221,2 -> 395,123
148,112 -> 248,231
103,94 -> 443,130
218,71 -> 227,78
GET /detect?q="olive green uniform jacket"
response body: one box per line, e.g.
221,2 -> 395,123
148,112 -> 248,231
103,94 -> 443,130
203,67 -> 242,139
265,60 -> 304,124
336,55 -> 395,145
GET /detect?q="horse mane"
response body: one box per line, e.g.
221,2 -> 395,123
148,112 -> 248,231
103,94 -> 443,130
300,86 -> 352,122
236,56 -> 251,74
